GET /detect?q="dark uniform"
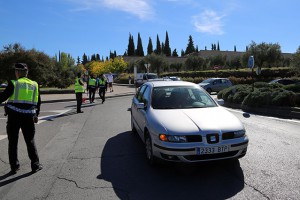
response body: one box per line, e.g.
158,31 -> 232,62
75,73 -> 84,113
0,63 -> 42,174
98,76 -> 106,104
87,76 -> 96,103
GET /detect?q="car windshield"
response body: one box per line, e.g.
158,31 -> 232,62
151,86 -> 217,109
201,78 -> 214,83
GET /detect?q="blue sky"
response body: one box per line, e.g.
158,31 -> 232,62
1,0 -> 299,60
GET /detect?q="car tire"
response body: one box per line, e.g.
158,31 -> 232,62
145,132 -> 157,166
206,88 -> 212,94
131,114 -> 137,134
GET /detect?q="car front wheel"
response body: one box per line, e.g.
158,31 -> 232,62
131,114 -> 137,134
145,133 -> 156,165
206,88 -> 212,94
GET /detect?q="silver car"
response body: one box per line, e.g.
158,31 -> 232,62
131,81 -> 248,165
199,78 -> 233,94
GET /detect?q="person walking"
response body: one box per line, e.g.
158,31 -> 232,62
0,63 -> 43,174
128,75 -> 132,85
75,72 -> 84,113
87,74 -> 97,103
107,72 -> 114,92
98,74 -> 106,104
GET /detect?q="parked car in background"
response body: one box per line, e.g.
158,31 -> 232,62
269,79 -> 298,85
199,78 -> 233,94
135,73 -> 158,87
131,81 -> 248,165
163,76 -> 181,81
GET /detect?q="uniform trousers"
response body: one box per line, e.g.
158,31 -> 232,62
75,92 -> 83,112
6,110 -> 40,170
88,87 -> 96,103
99,87 -> 106,102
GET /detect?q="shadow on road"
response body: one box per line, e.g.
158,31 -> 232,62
98,131 -> 245,200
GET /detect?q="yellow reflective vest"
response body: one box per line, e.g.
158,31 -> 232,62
75,78 -> 84,93
8,77 -> 38,105
88,78 -> 96,87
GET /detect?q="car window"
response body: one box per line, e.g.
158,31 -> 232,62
152,86 -> 217,109
136,85 -> 147,102
142,86 -> 151,106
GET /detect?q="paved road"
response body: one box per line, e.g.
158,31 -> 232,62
0,96 -> 299,199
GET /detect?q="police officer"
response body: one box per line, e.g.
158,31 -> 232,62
0,63 -> 42,174
75,72 -> 84,113
87,74 -> 96,103
98,74 -> 106,104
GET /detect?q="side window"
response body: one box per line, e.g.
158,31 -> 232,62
136,85 -> 147,102
142,86 -> 151,107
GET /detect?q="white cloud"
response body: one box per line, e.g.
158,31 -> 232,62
67,0 -> 154,20
193,10 -> 225,35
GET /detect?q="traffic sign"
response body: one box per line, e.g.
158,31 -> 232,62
248,56 -> 254,69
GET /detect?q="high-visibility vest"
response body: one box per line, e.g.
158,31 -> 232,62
75,78 -> 84,93
98,79 -> 106,87
88,78 -> 96,87
8,77 -> 38,106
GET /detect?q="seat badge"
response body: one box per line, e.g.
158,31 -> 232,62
210,136 -> 217,142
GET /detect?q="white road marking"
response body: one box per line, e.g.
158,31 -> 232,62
0,135 -> 7,141
0,109 -> 72,141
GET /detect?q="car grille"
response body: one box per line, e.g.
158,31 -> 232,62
222,132 -> 234,140
183,151 -> 239,161
186,135 -> 202,142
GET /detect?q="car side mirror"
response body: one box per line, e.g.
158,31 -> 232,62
136,102 -> 145,109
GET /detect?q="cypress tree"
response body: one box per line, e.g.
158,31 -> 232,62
136,32 -> 144,56
217,41 -> 220,51
82,53 -> 88,65
164,31 -> 171,56
127,33 -> 135,56
155,34 -> 161,54
172,49 -> 178,57
185,35 -> 195,55
147,37 -> 153,55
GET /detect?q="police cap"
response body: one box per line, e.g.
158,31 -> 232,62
14,63 -> 28,71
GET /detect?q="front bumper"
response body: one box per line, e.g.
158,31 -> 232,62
152,137 -> 249,162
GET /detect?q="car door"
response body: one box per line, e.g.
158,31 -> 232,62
135,85 -> 152,139
132,85 -> 147,134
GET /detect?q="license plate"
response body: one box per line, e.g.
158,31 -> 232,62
196,146 -> 229,155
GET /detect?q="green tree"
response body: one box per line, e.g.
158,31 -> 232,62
242,41 -> 282,69
164,31 -> 171,56
292,46 -> 300,74
185,35 -> 195,55
217,41 -> 220,51
172,49 -> 178,57
154,34 -> 161,54
136,32 -> 144,56
147,37 -> 153,55
145,53 -> 165,75
127,33 -> 135,56
185,55 -> 204,71
82,53 -> 88,65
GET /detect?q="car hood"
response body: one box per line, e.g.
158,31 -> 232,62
152,107 -> 243,134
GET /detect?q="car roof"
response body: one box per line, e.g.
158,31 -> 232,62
146,81 -> 198,87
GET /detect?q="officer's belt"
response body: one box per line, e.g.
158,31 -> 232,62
6,104 -> 36,114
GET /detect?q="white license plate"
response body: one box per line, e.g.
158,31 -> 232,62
196,145 -> 229,155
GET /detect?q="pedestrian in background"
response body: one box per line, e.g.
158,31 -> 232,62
0,63 -> 43,174
107,72 -> 114,92
75,72 -> 84,113
87,74 -> 97,103
98,74 -> 106,104
128,75 -> 132,85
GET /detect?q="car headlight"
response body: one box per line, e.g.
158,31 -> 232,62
159,134 -> 187,143
234,130 -> 246,138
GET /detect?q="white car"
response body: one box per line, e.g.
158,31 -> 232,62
131,81 -> 248,165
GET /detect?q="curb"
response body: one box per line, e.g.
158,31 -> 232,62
224,102 -> 300,120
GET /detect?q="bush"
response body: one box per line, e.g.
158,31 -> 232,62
283,84 -> 300,93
